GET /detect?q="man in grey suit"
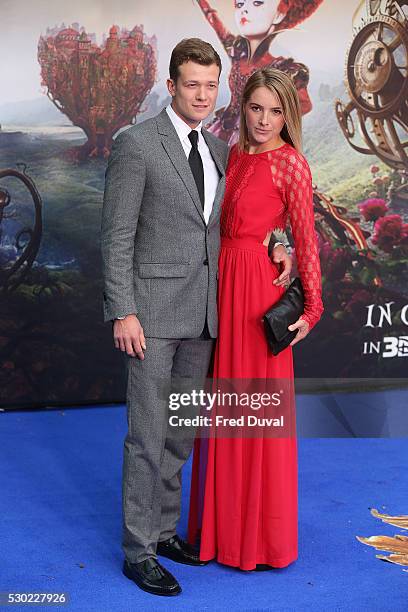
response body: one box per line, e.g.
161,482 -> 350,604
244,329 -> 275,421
101,38 -> 290,596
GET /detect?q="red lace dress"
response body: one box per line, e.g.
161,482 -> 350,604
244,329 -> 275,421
187,143 -> 323,570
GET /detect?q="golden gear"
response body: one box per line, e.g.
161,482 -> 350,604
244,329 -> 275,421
336,2 -> 408,173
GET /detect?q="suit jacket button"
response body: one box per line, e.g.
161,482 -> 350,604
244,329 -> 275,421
203,259 -> 208,265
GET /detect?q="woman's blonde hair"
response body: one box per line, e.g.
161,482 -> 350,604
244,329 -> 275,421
238,68 -> 302,153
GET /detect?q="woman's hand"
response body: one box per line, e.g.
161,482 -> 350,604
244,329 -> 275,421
288,317 -> 310,346
271,244 -> 292,287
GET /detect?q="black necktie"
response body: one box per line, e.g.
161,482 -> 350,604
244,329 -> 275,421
188,130 -> 205,209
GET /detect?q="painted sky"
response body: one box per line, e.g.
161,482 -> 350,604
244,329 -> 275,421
1,0 -> 361,104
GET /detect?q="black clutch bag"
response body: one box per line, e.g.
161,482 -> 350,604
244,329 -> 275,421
263,277 -> 305,356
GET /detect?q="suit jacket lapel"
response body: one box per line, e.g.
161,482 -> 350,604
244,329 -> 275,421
201,129 -> 226,178
156,109 -> 205,223
201,128 -> 226,225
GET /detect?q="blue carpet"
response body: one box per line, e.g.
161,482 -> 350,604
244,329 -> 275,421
1,397 -> 407,611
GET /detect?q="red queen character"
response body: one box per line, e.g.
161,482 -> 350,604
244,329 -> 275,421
195,0 -> 324,145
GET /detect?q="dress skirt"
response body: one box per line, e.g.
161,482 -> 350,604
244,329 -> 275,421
188,237 -> 298,570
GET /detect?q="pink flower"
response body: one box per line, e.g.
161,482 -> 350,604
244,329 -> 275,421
372,214 -> 408,253
370,164 -> 380,174
373,177 -> 383,186
358,198 -> 388,222
319,242 -> 352,280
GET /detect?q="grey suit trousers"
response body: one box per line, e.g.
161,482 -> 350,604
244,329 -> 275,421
122,334 -> 214,563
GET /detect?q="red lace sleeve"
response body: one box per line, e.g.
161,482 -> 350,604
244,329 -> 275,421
195,0 -> 236,54
284,151 -> 323,330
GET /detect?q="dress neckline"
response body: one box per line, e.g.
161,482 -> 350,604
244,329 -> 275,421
242,142 -> 290,156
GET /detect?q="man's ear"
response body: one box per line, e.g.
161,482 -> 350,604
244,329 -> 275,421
166,78 -> 176,97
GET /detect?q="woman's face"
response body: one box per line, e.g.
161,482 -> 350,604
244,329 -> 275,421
234,0 -> 284,38
244,86 -> 286,147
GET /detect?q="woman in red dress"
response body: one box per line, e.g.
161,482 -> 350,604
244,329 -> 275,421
188,68 -> 323,570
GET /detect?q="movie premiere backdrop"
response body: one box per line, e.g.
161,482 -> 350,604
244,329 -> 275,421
0,0 -> 407,409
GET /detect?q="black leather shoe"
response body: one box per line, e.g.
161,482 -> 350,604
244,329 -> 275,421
123,558 -> 181,596
157,534 -> 208,566
254,564 -> 274,571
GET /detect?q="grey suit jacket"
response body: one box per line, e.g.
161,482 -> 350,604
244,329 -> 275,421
101,108 -> 229,338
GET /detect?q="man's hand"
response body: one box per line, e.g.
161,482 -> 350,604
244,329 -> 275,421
288,317 -> 310,347
113,314 -> 146,359
272,244 -> 292,286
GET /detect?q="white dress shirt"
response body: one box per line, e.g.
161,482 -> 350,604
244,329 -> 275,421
166,104 -> 219,225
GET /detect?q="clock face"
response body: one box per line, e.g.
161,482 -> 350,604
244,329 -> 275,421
354,39 -> 392,94
336,7 -> 408,172
346,15 -> 408,117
